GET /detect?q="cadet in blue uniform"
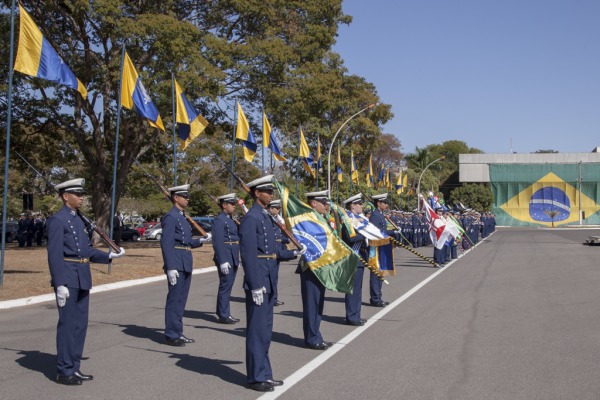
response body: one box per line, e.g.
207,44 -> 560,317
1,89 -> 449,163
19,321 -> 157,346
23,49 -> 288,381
368,193 -> 392,307
297,190 -> 331,349
47,178 -> 125,385
342,194 -> 368,326
212,193 -> 241,324
267,200 -> 288,307
161,184 -> 211,347
239,175 -> 302,392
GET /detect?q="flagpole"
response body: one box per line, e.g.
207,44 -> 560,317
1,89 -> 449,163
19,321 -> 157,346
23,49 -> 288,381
0,0 -> 18,287
261,108 -> 265,173
171,72 -> 177,186
315,132 -> 319,191
327,104 -> 375,194
296,126 -> 301,195
110,44 -> 126,248
230,101 -> 237,192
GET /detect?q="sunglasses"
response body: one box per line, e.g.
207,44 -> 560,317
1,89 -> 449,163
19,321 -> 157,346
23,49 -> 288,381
68,192 -> 85,197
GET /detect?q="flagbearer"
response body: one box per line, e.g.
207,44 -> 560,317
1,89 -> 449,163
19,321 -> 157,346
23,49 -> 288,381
239,175 -> 304,392
342,194 -> 368,326
47,178 -> 125,385
297,190 -> 332,349
369,193 -> 392,307
212,193 -> 241,324
267,200 -> 288,306
161,184 -> 211,347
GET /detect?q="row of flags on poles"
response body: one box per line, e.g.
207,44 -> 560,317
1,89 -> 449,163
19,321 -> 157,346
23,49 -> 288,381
11,4 -> 417,189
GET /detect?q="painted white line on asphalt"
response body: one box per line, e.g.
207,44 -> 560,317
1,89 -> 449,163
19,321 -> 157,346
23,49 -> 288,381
0,266 -> 216,310
259,232 -> 494,399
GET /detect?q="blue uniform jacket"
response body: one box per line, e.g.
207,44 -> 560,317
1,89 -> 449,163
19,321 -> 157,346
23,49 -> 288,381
239,203 -> 295,293
46,205 -> 111,289
160,206 -> 202,272
211,212 -> 240,267
369,209 -> 394,235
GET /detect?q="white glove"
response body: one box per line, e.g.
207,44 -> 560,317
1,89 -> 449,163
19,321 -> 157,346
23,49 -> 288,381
220,262 -> 231,275
199,232 -> 212,243
293,244 -> 308,257
251,287 -> 265,305
167,269 -> 179,286
109,247 -> 126,259
56,285 -> 69,308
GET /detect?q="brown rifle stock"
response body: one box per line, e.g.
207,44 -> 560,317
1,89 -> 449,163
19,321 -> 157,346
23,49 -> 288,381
132,159 -> 208,237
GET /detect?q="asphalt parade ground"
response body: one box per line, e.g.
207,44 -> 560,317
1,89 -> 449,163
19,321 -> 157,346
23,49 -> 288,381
1,227 -> 599,400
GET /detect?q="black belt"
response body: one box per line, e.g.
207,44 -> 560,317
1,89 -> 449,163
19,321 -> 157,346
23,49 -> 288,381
174,246 -> 191,251
64,257 -> 89,264
257,254 -> 277,259
224,241 -> 239,245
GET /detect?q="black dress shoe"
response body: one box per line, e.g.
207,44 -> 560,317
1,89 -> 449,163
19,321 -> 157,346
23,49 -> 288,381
346,319 -> 365,326
369,301 -> 389,307
247,382 -> 275,392
274,300 -> 284,306
266,379 -> 284,386
74,371 -> 93,381
306,341 -> 331,350
179,335 -> 195,343
56,375 -> 82,385
165,338 -> 186,347
217,316 -> 239,324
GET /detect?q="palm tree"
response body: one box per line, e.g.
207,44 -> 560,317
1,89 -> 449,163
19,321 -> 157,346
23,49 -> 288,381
543,209 -> 561,227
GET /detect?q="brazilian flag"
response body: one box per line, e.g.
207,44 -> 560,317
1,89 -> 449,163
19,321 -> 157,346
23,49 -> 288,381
490,164 -> 600,227
275,181 -> 358,294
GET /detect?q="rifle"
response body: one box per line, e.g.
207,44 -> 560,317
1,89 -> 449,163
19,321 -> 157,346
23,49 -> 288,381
196,183 -> 241,226
132,158 -> 209,237
14,151 -> 120,252
199,140 -> 303,250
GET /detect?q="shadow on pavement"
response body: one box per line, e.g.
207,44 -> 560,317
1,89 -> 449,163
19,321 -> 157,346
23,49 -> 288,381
2,348 -> 56,381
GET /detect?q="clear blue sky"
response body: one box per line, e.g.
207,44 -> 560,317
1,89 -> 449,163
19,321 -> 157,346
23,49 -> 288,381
334,0 -> 600,155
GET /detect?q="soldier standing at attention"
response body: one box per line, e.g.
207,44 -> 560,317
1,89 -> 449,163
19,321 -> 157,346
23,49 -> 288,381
161,184 -> 211,347
47,178 -> 125,385
297,190 -> 332,350
212,193 -> 241,324
368,193 -> 392,307
239,175 -> 303,392
342,193 -> 368,326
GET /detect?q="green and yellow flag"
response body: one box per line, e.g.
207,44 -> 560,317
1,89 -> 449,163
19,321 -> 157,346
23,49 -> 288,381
275,181 -> 358,293
490,164 -> 600,226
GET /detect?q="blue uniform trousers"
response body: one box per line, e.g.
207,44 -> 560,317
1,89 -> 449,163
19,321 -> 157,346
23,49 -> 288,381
300,268 -> 325,346
245,290 -> 274,384
56,287 -> 89,376
369,269 -> 383,303
345,266 -> 365,322
216,265 -> 238,319
434,246 -> 445,265
165,271 -> 192,340
450,242 -> 458,259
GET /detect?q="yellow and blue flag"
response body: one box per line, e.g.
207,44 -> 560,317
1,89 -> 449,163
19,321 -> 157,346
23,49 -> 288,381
351,150 -> 359,185
235,103 -> 257,162
395,171 -> 403,194
174,79 -> 208,150
263,113 -> 286,162
366,154 -> 374,187
14,5 -> 87,99
336,146 -> 343,183
299,129 -> 315,177
275,181 -> 358,293
121,52 -> 164,131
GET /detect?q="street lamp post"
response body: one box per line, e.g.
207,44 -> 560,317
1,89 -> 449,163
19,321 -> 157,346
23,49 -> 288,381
327,104 -> 375,193
416,156 -> 445,211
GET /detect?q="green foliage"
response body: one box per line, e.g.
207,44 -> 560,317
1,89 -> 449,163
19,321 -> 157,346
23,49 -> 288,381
449,184 -> 494,212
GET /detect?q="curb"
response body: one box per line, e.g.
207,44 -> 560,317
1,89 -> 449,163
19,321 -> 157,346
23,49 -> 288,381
0,266 -> 217,310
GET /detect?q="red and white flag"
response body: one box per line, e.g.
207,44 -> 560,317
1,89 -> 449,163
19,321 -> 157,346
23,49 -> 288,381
419,195 -> 451,250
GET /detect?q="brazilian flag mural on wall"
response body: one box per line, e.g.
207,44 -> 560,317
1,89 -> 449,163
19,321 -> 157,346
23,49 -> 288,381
490,164 -> 600,227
